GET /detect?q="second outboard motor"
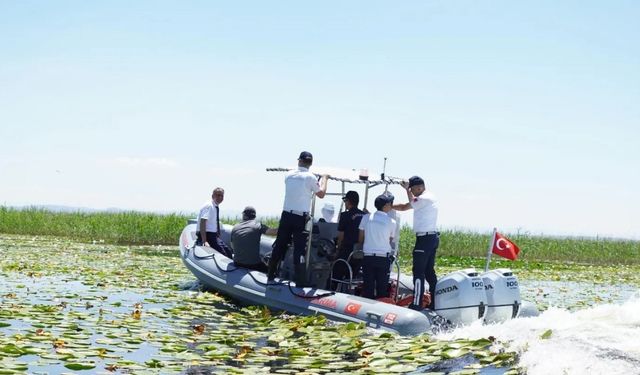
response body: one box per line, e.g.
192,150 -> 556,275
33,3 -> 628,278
481,269 -> 521,323
434,268 -> 487,325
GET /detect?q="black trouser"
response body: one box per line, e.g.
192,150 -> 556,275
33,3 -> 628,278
196,232 -> 233,259
362,254 -> 390,299
267,211 -> 308,280
411,234 -> 439,309
234,261 -> 268,273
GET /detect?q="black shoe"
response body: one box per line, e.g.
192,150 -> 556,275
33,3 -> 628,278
294,264 -> 309,288
408,303 -> 422,311
266,263 -> 277,282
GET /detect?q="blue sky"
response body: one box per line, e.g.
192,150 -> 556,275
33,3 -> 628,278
1,1 -> 638,239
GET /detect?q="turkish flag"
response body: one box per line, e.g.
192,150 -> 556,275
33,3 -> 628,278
492,232 -> 520,260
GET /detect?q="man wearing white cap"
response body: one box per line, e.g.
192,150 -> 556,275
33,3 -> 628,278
320,203 -> 336,223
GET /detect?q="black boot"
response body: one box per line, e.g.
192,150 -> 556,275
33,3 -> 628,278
266,257 -> 278,282
294,264 -> 309,287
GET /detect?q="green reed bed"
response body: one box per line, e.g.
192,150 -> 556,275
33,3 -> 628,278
0,207 -> 191,245
398,227 -> 639,266
1,207 -> 638,265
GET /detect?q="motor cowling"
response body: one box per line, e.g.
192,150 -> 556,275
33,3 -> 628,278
434,268 -> 487,325
481,268 -> 521,323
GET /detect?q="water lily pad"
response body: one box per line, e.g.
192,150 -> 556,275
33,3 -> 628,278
368,357 -> 398,367
441,348 -> 470,359
389,363 -> 418,372
64,361 -> 96,370
0,344 -> 25,356
540,329 -> 553,339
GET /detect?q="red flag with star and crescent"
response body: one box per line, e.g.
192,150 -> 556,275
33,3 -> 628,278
491,232 -> 520,260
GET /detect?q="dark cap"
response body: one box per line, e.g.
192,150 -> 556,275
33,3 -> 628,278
408,175 -> 425,188
383,191 -> 394,203
374,193 -> 392,210
298,151 -> 313,161
242,206 -> 256,219
342,190 -> 360,204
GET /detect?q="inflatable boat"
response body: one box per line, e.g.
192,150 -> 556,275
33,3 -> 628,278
180,167 -> 537,335
179,221 -> 538,336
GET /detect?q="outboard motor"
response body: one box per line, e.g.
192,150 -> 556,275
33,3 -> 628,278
434,268 -> 487,325
481,269 -> 521,323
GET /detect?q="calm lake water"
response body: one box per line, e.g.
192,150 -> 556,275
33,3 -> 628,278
1,273 -> 638,374
1,236 -> 639,374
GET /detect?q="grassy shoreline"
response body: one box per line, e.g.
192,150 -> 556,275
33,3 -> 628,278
1,207 -> 638,265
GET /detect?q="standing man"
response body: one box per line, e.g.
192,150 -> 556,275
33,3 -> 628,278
267,151 -> 329,285
231,206 -> 278,273
332,190 -> 365,286
358,193 -> 396,299
196,187 -> 233,259
392,176 -> 439,310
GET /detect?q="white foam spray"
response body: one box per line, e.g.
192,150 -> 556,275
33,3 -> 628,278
436,295 -> 640,375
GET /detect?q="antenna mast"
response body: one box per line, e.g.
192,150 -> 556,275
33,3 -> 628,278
382,157 -> 388,192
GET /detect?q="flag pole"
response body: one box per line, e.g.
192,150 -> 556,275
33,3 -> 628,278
484,227 -> 497,272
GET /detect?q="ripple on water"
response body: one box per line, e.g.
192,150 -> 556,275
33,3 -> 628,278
436,291 -> 640,375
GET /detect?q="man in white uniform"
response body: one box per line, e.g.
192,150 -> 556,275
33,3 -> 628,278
196,187 -> 233,258
358,193 -> 396,299
267,151 -> 329,286
392,176 -> 439,310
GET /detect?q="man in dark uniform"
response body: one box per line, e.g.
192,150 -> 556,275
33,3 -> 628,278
331,190 -> 365,288
267,151 -> 329,286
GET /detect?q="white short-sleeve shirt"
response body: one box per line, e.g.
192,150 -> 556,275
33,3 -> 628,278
282,167 -> 321,212
410,191 -> 438,233
358,211 -> 396,255
196,200 -> 219,233
386,209 -> 401,253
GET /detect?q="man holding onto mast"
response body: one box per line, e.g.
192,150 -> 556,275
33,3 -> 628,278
392,176 -> 439,310
267,151 -> 329,286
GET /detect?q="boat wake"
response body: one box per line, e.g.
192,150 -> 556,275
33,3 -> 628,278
435,293 -> 640,375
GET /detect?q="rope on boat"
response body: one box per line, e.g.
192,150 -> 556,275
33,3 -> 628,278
194,246 -> 335,299
190,244 -> 455,332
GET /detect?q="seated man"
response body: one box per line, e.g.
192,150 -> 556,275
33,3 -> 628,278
316,203 -> 339,244
319,203 -> 336,223
231,206 -> 277,273
196,187 -> 233,258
